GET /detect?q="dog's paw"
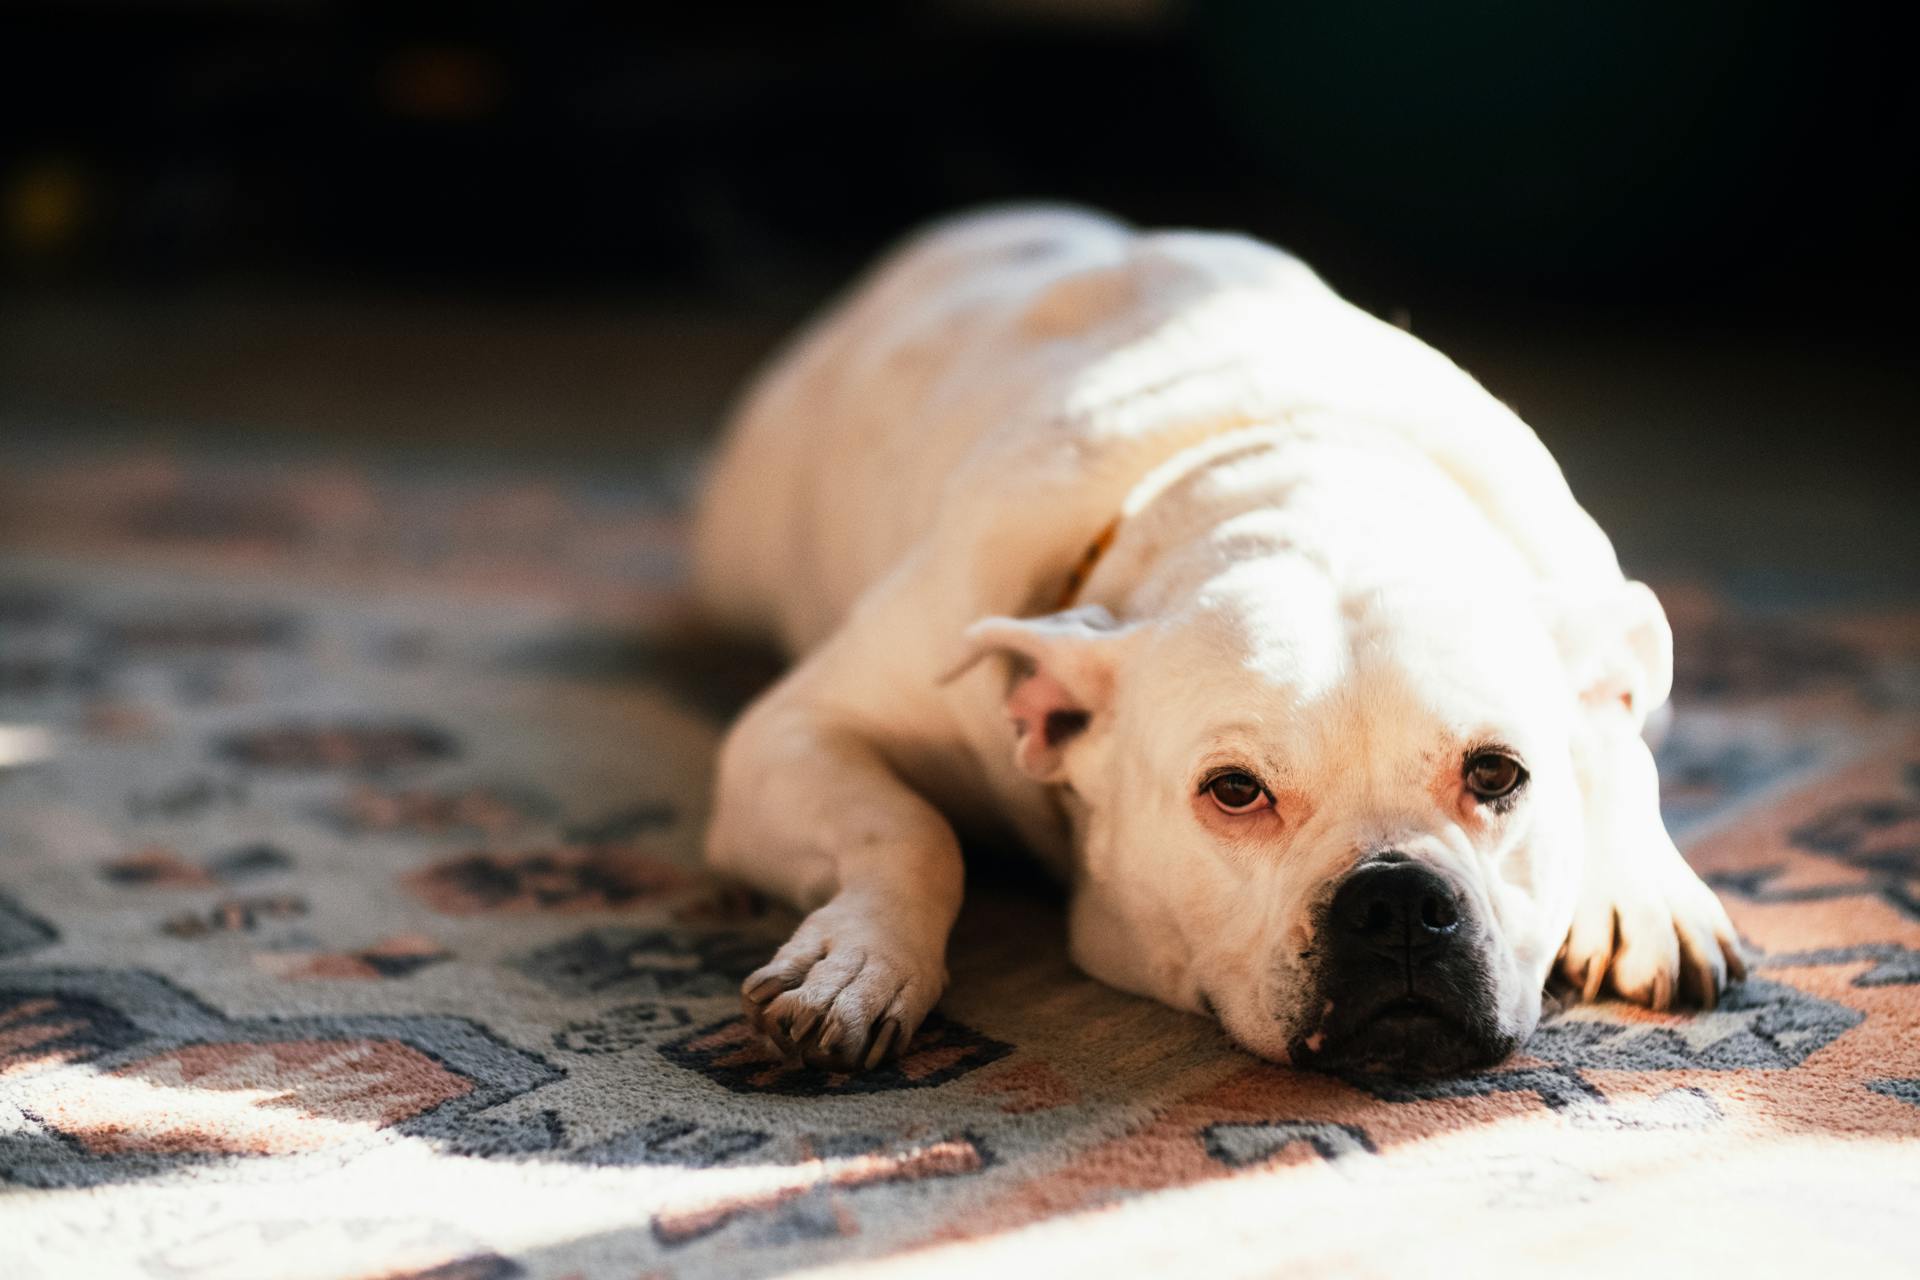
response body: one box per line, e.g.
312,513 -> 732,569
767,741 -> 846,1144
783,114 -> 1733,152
740,898 -> 946,1071
1558,848 -> 1747,1011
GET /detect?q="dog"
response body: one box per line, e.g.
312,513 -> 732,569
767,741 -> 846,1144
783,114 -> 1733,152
691,206 -> 1744,1075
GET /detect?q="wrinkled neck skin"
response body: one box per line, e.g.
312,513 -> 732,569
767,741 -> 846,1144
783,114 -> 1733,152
1052,419 -> 1578,1051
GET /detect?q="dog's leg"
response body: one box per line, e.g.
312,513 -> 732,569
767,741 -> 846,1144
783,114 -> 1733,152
1559,704 -> 1745,1009
707,689 -> 963,1071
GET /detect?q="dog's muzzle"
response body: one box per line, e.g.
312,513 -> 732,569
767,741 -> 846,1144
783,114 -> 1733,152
1294,854 -> 1517,1076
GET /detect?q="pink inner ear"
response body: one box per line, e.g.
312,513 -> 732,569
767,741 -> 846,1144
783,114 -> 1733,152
1005,670 -> 1089,775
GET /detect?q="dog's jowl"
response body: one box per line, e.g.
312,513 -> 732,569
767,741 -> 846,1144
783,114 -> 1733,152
691,206 -> 1744,1075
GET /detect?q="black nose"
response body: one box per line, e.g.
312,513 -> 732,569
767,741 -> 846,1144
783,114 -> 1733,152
1329,859 -> 1464,958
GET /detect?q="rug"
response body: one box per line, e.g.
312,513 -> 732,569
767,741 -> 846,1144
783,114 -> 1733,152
2,446 -> 1917,1279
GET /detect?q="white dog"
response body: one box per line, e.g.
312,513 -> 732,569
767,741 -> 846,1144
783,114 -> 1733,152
691,206 -> 1743,1075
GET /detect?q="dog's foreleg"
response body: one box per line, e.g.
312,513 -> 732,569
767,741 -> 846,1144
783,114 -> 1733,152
1559,704 -> 1745,1009
707,690 -> 963,1070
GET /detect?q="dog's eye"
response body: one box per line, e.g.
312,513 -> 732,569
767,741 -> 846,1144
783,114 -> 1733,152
1204,770 -> 1271,814
1464,751 -> 1527,802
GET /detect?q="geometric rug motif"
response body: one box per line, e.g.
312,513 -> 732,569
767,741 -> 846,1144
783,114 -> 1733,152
0,967 -> 562,1188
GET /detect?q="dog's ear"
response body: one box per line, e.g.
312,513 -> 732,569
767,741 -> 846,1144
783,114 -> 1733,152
947,606 -> 1141,782
1548,580 -> 1674,724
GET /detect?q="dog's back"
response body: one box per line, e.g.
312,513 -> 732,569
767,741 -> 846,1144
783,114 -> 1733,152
692,206 -> 1620,654
691,205 -> 1133,648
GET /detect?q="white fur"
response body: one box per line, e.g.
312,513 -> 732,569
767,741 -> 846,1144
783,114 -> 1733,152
692,206 -> 1742,1071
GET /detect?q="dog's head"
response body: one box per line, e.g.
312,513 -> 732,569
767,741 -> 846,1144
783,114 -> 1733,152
963,460 -> 1670,1076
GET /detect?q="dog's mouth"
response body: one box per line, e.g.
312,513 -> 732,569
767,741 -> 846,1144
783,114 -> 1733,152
1359,995 -> 1458,1034
1294,993 -> 1517,1078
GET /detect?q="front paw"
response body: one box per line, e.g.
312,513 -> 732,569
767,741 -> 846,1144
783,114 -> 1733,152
740,899 -> 945,1071
1558,851 -> 1747,1010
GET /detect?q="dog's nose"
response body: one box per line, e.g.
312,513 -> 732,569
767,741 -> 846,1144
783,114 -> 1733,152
1329,859 -> 1464,959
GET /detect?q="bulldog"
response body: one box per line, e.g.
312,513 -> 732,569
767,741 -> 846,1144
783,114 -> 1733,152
691,206 -> 1744,1075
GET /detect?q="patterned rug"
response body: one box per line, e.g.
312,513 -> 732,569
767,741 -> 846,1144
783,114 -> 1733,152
2,446 -> 1917,1279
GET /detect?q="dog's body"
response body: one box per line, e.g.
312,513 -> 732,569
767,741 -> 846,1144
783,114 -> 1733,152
693,206 -> 1742,1073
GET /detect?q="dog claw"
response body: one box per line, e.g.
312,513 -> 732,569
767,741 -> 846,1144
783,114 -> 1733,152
1648,966 -> 1673,1013
785,1005 -> 825,1047
744,975 -> 788,1005
864,1018 -> 903,1070
1578,918 -> 1612,1003
1679,947 -> 1716,1011
1720,935 -> 1748,982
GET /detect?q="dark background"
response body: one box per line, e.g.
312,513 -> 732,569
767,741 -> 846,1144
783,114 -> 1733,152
3,0 -> 1915,586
